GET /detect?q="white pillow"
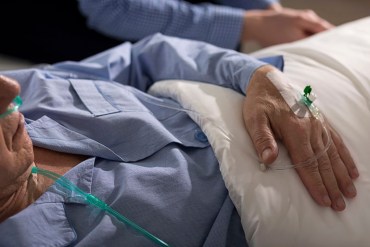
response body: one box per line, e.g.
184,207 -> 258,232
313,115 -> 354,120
149,17 -> 370,247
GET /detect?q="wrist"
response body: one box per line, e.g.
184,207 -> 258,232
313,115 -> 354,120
246,65 -> 277,94
241,10 -> 261,43
241,10 -> 273,43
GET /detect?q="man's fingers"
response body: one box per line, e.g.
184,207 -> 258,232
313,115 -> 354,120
311,124 -> 346,211
326,138 -> 357,197
298,9 -> 334,34
286,136 -> 331,207
325,127 -> 358,200
282,119 -> 331,207
245,111 -> 278,165
285,119 -> 358,211
330,127 -> 359,179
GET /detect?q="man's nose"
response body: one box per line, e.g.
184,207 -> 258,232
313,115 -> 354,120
0,75 -> 20,116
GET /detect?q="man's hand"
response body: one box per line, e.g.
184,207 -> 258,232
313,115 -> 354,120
241,8 -> 334,47
243,65 -> 359,211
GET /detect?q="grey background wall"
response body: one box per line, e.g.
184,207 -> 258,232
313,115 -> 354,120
281,0 -> 370,25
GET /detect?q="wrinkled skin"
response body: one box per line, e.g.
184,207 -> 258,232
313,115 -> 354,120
243,65 -> 359,211
0,76 -> 35,221
0,76 -> 87,222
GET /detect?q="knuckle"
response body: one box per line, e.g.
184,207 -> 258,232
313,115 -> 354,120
318,161 -> 332,174
311,135 -> 322,148
286,119 -> 308,137
308,181 -> 325,198
341,180 -> 354,190
244,111 -> 258,124
253,129 -> 273,149
294,13 -> 306,21
302,162 -> 319,173
326,179 -> 340,194
328,151 -> 342,165
304,9 -> 316,15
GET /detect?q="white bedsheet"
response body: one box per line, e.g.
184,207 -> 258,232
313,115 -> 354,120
149,17 -> 370,247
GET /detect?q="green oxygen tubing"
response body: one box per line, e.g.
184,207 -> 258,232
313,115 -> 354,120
0,95 -> 23,119
31,166 -> 170,247
2,96 -> 169,246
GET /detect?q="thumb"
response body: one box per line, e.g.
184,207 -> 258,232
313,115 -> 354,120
247,113 -> 279,165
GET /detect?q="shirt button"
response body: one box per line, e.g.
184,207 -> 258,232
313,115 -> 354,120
194,130 -> 208,143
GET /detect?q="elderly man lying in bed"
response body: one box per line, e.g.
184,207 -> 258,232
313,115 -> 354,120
0,34 -> 358,246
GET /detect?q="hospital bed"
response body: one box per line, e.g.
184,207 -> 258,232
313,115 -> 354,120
149,16 -> 370,247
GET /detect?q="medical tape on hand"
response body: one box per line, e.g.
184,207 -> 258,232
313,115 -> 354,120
261,70 -> 332,171
266,70 -> 312,118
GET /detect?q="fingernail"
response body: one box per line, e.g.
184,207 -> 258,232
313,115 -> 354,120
335,198 -> 345,210
347,185 -> 357,196
352,168 -> 359,178
323,195 -> 331,206
262,148 -> 272,162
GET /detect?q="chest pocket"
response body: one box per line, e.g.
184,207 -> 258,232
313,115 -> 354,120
70,79 -> 120,117
66,79 -> 208,162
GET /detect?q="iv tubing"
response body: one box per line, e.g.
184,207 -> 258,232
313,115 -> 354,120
266,124 -> 332,170
144,89 -> 332,171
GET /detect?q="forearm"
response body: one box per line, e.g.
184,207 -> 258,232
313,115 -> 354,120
127,34 -> 268,93
77,0 -> 245,49
73,34 -> 266,93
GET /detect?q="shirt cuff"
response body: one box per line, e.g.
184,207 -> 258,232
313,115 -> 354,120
238,55 -> 284,94
205,6 -> 245,49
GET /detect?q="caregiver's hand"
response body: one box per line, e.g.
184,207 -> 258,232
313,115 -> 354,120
243,65 -> 359,211
242,8 -> 334,47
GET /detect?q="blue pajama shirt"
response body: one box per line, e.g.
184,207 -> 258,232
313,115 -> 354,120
78,0 -> 279,49
0,34 -> 283,246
